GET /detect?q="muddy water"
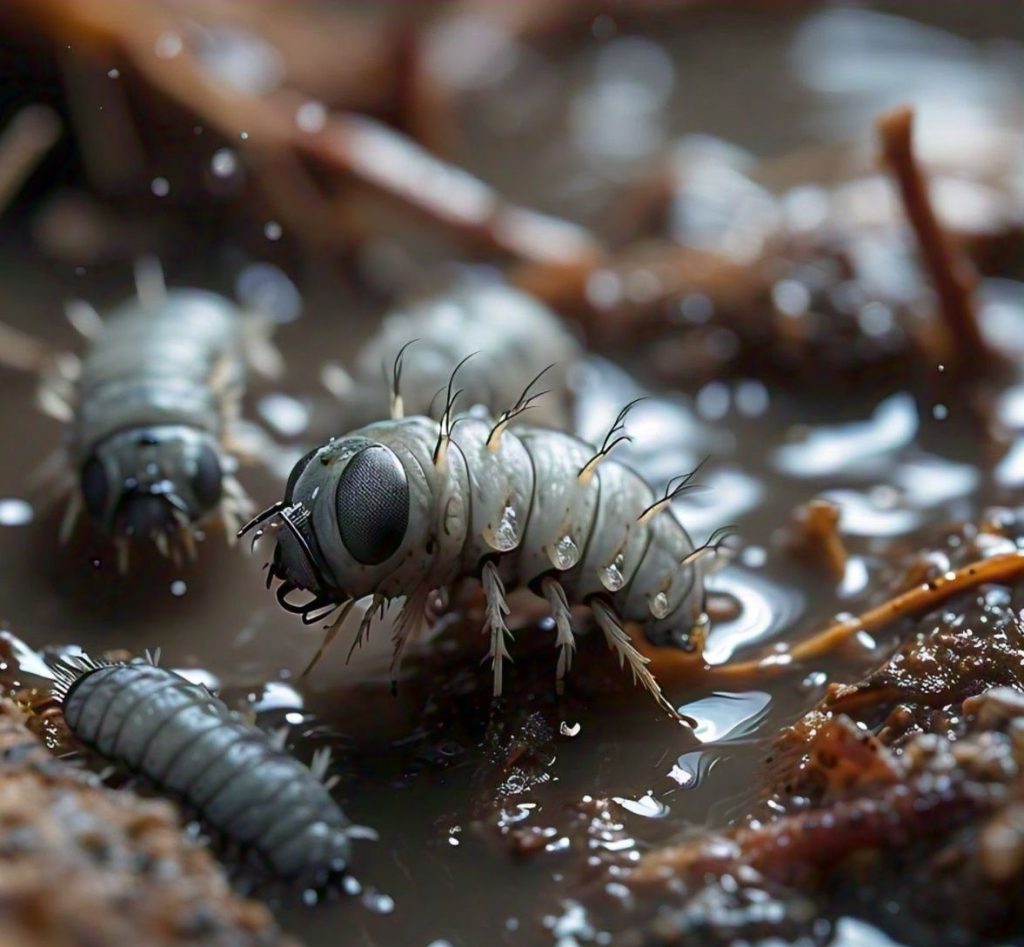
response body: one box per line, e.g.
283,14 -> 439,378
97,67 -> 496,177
0,3 -> 1022,946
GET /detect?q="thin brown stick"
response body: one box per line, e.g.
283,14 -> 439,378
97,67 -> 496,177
637,551 -> 1024,683
877,105 -> 990,368
11,0 -> 601,266
0,105 -> 61,215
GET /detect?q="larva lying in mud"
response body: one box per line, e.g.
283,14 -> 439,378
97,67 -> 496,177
39,260 -> 280,567
50,655 -> 352,884
322,280 -> 579,432
243,360 -> 728,716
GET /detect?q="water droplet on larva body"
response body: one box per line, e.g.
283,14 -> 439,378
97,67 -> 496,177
600,554 -> 626,591
650,591 -> 670,619
549,534 -> 580,570
489,505 -> 520,551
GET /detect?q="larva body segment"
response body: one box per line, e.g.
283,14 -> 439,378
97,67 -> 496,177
54,660 -> 351,883
248,409 -> 711,715
326,282 -> 579,431
46,275 -> 276,561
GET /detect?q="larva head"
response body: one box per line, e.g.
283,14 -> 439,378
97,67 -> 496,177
80,425 -> 223,540
268,435 -> 424,601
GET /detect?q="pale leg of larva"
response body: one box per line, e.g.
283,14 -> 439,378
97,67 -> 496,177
541,576 -> 575,691
481,560 -> 513,697
590,598 -> 681,719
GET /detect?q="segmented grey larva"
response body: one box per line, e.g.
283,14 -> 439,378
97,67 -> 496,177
40,260 -> 280,567
50,656 -> 351,883
242,363 -> 728,716
322,281 -> 579,432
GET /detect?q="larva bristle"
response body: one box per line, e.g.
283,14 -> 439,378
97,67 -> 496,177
389,585 -> 429,678
310,746 -> 333,783
541,577 -> 576,682
47,652 -> 115,702
590,599 -> 683,722
481,561 -> 513,697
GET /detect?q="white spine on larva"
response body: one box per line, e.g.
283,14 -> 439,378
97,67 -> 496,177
55,661 -> 352,882
268,410 -> 711,716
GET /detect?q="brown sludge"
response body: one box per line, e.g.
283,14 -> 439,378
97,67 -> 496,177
0,698 -> 298,947
589,585 -> 1024,945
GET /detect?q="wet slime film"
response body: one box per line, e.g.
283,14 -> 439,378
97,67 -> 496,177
0,1 -> 1023,945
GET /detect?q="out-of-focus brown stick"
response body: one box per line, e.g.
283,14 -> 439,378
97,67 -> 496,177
0,105 -> 61,215
10,0 -> 602,266
637,551 -> 1024,685
785,499 -> 848,582
877,106 -> 990,369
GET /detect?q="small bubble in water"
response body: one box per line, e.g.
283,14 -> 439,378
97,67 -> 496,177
154,32 -> 183,59
302,889 -> 319,906
170,579 -> 187,597
295,100 -> 327,133
210,148 -> 238,178
264,221 -> 282,240
932,403 -> 949,420
560,721 -> 581,737
107,68 -> 120,79
239,130 -> 250,141
0,498 -> 33,526
151,177 -> 170,197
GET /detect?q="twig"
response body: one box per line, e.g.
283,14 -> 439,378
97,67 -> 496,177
11,0 -> 601,266
877,105 -> 990,369
636,551 -> 1024,683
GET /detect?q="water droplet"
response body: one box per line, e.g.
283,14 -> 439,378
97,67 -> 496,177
489,505 -> 519,551
150,177 -> 170,197
154,32 -> 183,59
169,579 -> 187,597
295,100 -> 327,133
549,534 -> 579,570
210,147 -> 238,178
107,68 -> 120,79
264,221 -> 282,240
239,130 -> 249,141
599,553 -> 625,591
649,590 -> 670,619
0,498 -> 33,526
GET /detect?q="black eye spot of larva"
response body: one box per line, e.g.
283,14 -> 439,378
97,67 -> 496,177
335,446 -> 408,565
192,444 -> 223,510
80,456 -> 109,520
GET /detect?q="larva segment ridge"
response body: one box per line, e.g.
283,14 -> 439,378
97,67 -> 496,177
257,385 -> 715,719
50,658 -> 358,885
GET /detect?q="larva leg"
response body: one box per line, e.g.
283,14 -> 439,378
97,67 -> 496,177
481,560 -> 513,697
541,576 -> 576,689
590,598 -> 682,720
58,490 -> 82,544
390,583 -> 431,678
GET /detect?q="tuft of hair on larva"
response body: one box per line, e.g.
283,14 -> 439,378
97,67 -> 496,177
47,652 -> 113,702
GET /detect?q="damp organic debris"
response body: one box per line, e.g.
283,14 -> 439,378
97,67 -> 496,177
0,2 -> 1022,946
